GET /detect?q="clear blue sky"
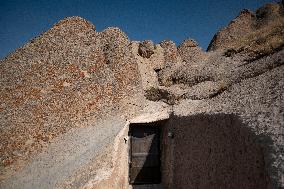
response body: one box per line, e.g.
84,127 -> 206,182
0,0 -> 278,59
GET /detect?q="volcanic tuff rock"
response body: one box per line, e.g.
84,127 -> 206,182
0,1 -> 284,189
178,38 -> 207,65
157,40 -> 184,86
207,1 -> 284,52
0,16 -> 143,180
207,9 -> 256,51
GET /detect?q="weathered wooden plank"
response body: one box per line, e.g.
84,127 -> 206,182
129,125 -> 161,184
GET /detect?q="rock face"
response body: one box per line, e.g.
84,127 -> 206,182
0,16 -> 142,181
157,40 -> 183,86
178,38 -> 207,64
207,9 -> 256,51
0,2 -> 283,189
207,1 -> 284,52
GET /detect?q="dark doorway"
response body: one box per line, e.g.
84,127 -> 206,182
129,123 -> 161,184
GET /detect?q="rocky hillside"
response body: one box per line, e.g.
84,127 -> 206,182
0,1 -> 283,189
207,1 -> 284,60
148,1 -> 284,102
0,16 -> 142,179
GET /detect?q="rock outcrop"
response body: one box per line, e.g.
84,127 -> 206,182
207,9 -> 256,51
207,1 -> 284,55
178,38 -> 207,64
0,16 -> 143,181
0,1 -> 283,189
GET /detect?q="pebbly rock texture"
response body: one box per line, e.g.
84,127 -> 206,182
173,62 -> 284,188
207,9 -> 256,51
178,38 -> 207,64
0,16 -> 143,181
207,1 -> 284,55
131,41 -> 165,90
159,1 -> 284,102
138,40 -> 155,58
169,48 -> 284,100
0,1 -> 283,189
256,1 -> 284,26
157,40 -> 183,86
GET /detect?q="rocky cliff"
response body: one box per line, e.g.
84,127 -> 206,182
0,1 -> 283,189
0,16 -> 143,181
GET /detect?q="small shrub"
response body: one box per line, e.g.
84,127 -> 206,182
145,87 -> 176,105
224,48 -> 237,57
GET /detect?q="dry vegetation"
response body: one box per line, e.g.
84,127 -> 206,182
145,87 -> 176,105
224,17 -> 284,61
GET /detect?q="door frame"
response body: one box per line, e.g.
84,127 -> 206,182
128,122 -> 162,185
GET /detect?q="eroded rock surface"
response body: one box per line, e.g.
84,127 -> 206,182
0,1 -> 283,189
207,1 -> 284,56
0,16 -> 143,182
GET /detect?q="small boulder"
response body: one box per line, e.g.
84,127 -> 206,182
138,40 -> 155,58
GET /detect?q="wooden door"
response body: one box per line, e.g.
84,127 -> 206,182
129,124 -> 161,184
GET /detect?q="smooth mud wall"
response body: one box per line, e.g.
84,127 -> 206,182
163,113 -> 271,189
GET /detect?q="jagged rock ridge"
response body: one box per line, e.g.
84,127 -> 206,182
0,1 -> 283,189
0,16 -> 142,178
